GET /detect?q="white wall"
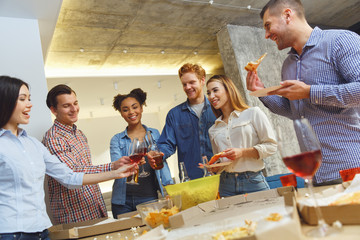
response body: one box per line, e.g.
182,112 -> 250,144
0,16 -> 52,140
77,109 -> 185,192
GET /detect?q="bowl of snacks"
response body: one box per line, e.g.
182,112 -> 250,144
165,174 -> 220,210
136,196 -> 181,229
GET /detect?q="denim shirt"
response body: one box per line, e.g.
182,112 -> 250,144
158,97 -> 216,180
110,125 -> 173,205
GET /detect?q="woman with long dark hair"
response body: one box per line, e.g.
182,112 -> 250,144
0,76 -> 136,239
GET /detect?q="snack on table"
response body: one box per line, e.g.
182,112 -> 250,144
212,220 -> 257,240
330,191 -> 360,205
144,206 -> 180,228
265,213 -> 283,222
244,53 -> 267,72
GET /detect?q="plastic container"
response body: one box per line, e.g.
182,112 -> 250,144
136,196 -> 181,229
339,167 -> 360,182
165,174 -> 220,210
280,174 -> 297,188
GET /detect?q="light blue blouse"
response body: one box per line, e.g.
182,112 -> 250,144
0,128 -> 84,233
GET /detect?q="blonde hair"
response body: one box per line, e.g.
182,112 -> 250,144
206,75 -> 249,118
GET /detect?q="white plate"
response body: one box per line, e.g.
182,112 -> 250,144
249,85 -> 283,97
198,161 -> 232,169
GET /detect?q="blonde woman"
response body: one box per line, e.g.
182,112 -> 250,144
206,75 -> 277,197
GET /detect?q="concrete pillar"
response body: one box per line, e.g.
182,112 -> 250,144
216,25 -> 299,177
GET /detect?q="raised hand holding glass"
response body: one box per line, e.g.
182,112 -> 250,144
127,138 -> 146,185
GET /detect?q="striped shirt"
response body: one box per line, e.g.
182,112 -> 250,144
42,120 -> 111,224
260,27 -> 360,183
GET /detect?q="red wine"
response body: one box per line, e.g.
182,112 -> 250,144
283,150 -> 321,179
130,153 -> 144,163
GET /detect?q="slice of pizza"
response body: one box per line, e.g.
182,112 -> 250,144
244,53 -> 267,72
330,191 -> 360,205
208,152 -> 225,165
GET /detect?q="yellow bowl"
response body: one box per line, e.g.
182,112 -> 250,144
165,174 -> 220,210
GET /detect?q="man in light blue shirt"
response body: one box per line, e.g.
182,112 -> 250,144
246,0 -> 360,185
156,63 -> 216,180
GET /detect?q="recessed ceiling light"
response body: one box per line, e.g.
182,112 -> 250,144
193,51 -> 198,55
160,50 -> 165,54
79,48 -> 84,52
123,49 -> 128,53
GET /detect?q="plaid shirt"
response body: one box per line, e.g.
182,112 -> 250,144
42,120 -> 112,224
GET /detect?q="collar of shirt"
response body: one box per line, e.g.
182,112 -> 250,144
120,124 -> 151,140
0,127 -> 27,137
181,96 -> 211,112
213,109 -> 241,126
54,119 -> 77,134
288,26 -> 321,56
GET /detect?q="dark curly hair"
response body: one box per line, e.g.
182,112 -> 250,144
113,88 -> 147,112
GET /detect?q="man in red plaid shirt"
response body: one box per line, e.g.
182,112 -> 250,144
42,84 -> 128,224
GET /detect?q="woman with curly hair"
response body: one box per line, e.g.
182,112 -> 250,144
110,88 -> 173,217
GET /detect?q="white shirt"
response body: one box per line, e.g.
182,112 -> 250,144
0,128 -> 84,233
208,107 -> 277,173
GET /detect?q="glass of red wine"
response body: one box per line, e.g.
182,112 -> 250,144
278,118 -> 338,237
138,135 -> 150,178
127,138 -> 146,185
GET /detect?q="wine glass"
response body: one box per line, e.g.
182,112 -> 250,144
127,138 -> 146,185
179,162 -> 190,183
138,135 -> 150,178
201,156 -> 213,177
277,118 -> 338,237
146,131 -> 164,170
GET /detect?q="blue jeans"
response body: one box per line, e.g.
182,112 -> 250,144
112,195 -> 157,219
0,229 -> 50,240
219,171 -> 270,197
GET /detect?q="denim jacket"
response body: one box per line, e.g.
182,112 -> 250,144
158,97 -> 216,180
110,125 -> 173,205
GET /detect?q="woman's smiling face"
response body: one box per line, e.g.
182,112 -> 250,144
206,81 -> 229,110
120,97 -> 143,126
7,84 -> 32,128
